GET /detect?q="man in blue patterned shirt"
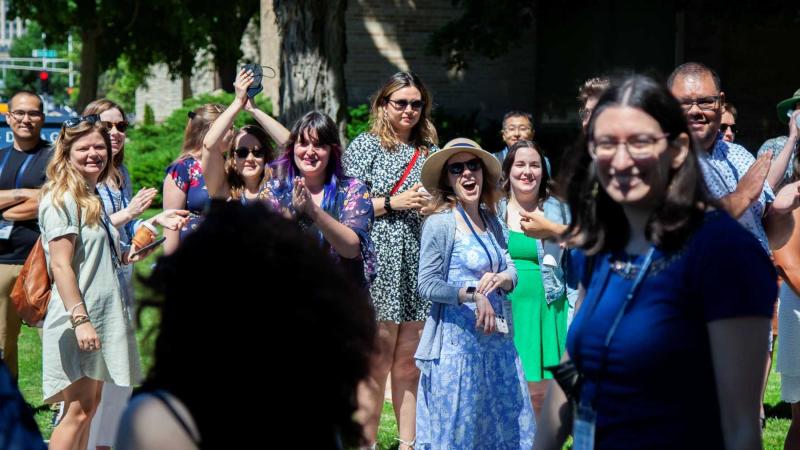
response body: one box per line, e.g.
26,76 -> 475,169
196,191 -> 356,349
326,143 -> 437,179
668,63 -> 799,253
757,88 -> 800,190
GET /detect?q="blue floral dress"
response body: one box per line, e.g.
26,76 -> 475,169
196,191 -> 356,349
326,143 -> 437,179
165,156 -> 208,241
259,175 -> 377,287
416,228 -> 535,449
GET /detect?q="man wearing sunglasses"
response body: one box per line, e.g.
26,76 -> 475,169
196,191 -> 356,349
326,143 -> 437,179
0,90 -> 53,380
721,102 -> 738,143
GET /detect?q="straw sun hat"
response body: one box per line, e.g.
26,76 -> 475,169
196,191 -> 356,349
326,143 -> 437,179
420,138 -> 502,194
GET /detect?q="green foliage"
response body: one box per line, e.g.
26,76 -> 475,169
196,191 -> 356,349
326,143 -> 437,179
99,56 -> 148,112
2,21 -> 78,105
125,92 -> 273,206
143,104 -> 155,126
346,104 -> 371,140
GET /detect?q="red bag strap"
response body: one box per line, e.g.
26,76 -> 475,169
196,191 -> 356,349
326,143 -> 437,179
390,148 -> 420,195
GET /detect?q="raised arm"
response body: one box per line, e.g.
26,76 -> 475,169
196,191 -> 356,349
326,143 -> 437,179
765,110 -> 800,190
244,97 -> 290,147
202,69 -> 253,198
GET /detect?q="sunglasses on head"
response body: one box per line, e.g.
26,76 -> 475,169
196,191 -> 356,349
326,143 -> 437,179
63,114 -> 100,129
447,158 -> 482,175
102,121 -> 129,133
720,124 -> 738,134
234,147 -> 266,159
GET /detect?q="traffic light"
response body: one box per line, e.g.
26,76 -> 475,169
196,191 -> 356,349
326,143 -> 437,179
39,71 -> 49,94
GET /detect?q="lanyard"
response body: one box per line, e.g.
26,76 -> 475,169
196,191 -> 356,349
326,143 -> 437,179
103,184 -> 129,214
0,150 -> 35,190
95,188 -> 122,269
456,205 -> 499,272
575,246 -> 656,409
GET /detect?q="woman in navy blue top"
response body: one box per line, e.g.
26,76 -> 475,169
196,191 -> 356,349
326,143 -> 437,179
533,75 -> 777,450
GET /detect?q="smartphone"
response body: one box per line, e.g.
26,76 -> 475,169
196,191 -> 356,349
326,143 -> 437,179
129,236 -> 166,258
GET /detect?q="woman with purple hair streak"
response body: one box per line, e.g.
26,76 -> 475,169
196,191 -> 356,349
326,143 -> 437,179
258,111 -> 376,288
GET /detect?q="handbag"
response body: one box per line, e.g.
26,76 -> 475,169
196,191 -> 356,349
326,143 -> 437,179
10,238 -> 50,326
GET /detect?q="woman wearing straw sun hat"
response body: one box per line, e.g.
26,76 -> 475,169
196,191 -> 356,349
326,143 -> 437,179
415,138 -> 535,449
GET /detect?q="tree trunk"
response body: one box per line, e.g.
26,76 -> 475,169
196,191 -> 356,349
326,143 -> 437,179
274,0 -> 348,138
77,28 -> 100,111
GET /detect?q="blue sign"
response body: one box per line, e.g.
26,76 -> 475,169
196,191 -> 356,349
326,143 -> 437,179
0,116 -> 67,148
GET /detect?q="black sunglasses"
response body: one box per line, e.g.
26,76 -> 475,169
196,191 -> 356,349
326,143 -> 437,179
720,124 -> 738,134
234,147 -> 266,159
63,114 -> 100,129
447,158 -> 483,175
386,98 -> 425,111
102,121 -> 129,133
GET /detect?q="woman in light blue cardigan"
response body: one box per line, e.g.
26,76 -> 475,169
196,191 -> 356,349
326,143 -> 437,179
414,138 -> 535,449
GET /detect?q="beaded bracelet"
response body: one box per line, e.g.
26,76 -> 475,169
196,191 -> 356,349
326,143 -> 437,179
69,302 -> 86,316
70,315 -> 91,329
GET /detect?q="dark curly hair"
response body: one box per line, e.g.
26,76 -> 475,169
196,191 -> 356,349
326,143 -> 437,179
137,201 -> 375,448
562,74 -> 713,254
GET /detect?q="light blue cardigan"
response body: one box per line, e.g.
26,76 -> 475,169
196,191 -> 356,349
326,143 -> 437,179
414,207 -> 518,362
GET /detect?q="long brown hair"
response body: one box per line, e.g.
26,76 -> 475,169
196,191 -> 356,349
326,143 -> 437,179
368,71 -> 438,153
499,140 -> 553,208
226,125 -> 274,200
83,98 -> 127,187
176,104 -> 225,163
424,155 -> 500,216
42,122 -> 112,226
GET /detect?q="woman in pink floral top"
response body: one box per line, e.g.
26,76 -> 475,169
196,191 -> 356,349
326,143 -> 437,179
259,111 -> 376,287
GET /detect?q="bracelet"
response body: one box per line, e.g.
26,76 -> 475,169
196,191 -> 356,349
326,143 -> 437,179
69,302 -> 86,316
70,315 -> 91,329
384,196 -> 393,213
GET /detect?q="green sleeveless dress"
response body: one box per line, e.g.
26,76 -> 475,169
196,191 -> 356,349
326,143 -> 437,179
507,230 -> 568,382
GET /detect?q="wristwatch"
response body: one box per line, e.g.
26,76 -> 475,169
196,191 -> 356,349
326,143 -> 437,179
384,196 -> 393,213
463,286 -> 477,303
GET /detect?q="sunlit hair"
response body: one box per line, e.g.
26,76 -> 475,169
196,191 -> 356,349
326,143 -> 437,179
368,71 -> 438,154
666,62 -> 721,93
227,125 -> 275,200
578,77 -> 610,107
499,140 -> 552,207
723,102 -> 738,120
562,74 -> 713,254
83,98 -> 127,188
176,104 -> 225,163
424,153 -> 500,216
271,111 -> 343,213
42,122 -> 112,227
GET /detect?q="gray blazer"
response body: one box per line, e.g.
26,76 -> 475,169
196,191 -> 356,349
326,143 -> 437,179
415,207 -> 518,362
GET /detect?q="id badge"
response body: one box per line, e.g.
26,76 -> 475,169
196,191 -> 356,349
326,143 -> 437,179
496,315 -> 509,334
573,404 -> 597,450
0,220 -> 14,239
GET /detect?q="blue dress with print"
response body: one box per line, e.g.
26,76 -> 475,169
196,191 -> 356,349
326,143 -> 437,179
165,156 -> 208,241
416,228 -> 535,449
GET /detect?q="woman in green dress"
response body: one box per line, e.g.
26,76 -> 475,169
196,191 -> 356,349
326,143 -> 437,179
497,140 -> 570,419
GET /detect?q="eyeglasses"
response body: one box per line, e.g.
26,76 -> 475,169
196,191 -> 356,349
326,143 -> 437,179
678,96 -> 720,112
720,124 -> 738,134
589,134 -> 671,160
8,110 -> 44,121
63,114 -> 100,129
447,158 -> 483,175
102,121 -> 129,133
234,147 -> 266,159
578,108 -> 593,121
386,98 -> 425,111
503,125 -> 532,134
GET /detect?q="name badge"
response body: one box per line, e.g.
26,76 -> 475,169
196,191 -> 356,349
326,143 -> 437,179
573,404 -> 597,450
0,220 -> 14,239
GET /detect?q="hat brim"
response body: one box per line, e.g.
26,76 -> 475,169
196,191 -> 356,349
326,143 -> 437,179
420,145 -> 502,194
777,96 -> 800,124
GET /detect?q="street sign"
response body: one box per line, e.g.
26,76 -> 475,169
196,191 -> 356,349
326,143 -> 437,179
32,49 -> 57,58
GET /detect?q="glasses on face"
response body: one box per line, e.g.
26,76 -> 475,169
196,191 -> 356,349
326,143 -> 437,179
63,114 -> 100,129
447,158 -> 483,175
678,96 -> 720,112
503,125 -> 532,134
234,147 -> 266,159
8,110 -> 44,121
578,108 -> 592,121
589,133 -> 671,160
102,121 -> 129,133
386,98 -> 425,112
720,124 -> 738,134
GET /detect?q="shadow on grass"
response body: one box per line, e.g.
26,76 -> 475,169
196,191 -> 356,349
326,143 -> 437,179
766,401 -> 792,420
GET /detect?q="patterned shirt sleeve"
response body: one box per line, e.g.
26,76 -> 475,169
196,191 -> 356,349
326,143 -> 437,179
759,136 -> 793,187
165,159 -> 191,193
339,177 -> 377,283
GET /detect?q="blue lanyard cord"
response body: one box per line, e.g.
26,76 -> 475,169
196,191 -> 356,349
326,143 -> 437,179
576,246 -> 656,409
456,205 -> 499,272
0,150 -> 35,190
